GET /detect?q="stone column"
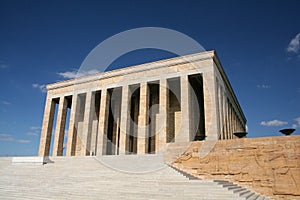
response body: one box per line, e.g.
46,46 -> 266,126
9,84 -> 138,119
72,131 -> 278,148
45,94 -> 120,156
156,79 -> 168,152
230,105 -> 234,139
81,91 -> 95,156
236,115 -> 238,133
225,99 -> 229,139
66,94 -> 78,156
177,75 -> 190,142
52,96 -> 68,156
96,89 -> 110,156
219,85 -> 224,140
222,90 -> 226,139
137,82 -> 149,154
90,120 -> 98,155
39,95 -> 56,156
203,71 -> 219,140
228,103 -> 232,139
222,93 -> 226,140
233,111 -> 236,134
215,80 -> 220,140
119,85 -> 130,155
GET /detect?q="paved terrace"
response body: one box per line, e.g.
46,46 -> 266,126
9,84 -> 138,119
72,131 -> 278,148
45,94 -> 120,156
0,155 -> 269,200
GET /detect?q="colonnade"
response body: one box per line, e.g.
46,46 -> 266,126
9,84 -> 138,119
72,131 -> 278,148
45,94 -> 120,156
39,59 -> 247,157
216,79 -> 245,140
39,75 -> 198,156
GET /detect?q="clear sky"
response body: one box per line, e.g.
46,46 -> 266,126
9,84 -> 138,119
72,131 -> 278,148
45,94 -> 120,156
0,0 -> 299,156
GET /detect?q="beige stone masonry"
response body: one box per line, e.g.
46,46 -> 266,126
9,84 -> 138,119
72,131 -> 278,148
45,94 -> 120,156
173,135 -> 300,200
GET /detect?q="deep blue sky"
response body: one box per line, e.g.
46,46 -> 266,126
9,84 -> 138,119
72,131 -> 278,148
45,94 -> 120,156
0,0 -> 299,156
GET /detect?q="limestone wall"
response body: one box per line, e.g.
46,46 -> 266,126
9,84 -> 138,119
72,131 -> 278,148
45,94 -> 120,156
173,135 -> 300,200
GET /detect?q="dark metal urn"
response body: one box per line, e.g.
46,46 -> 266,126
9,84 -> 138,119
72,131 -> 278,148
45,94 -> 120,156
234,132 -> 248,138
279,128 -> 295,136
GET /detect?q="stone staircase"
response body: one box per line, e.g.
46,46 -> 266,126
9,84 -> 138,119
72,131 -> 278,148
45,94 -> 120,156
214,180 -> 269,200
0,155 -> 269,199
170,164 -> 270,200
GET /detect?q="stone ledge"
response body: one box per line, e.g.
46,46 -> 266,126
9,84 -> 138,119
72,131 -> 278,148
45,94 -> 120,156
12,156 -> 52,165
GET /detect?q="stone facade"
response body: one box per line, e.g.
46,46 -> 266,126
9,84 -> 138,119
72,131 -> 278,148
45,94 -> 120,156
38,51 -> 246,156
173,135 -> 300,200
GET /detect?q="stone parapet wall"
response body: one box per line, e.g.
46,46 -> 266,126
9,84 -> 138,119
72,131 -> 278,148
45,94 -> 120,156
173,135 -> 300,200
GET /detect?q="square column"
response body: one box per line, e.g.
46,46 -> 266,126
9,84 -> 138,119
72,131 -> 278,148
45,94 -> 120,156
229,104 -> 233,139
176,75 -> 190,142
96,89 -> 110,156
66,94 -> 78,156
225,98 -> 230,139
119,85 -> 130,155
156,79 -> 168,153
38,95 -> 56,156
222,92 -> 226,139
203,70 -> 219,140
137,82 -> 149,154
81,91 -> 95,156
52,96 -> 68,156
90,120 -> 98,155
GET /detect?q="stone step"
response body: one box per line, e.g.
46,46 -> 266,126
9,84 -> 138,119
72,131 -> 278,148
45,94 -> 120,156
0,156 -> 268,200
239,191 -> 259,200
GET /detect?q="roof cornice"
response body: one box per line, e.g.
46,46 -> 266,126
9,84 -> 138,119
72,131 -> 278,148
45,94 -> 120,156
47,51 -> 215,90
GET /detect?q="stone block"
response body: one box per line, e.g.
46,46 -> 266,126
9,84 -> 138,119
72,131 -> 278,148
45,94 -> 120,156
12,156 -> 49,165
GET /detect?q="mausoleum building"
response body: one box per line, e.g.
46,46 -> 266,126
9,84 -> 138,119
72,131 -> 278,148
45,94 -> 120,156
38,51 -> 246,157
